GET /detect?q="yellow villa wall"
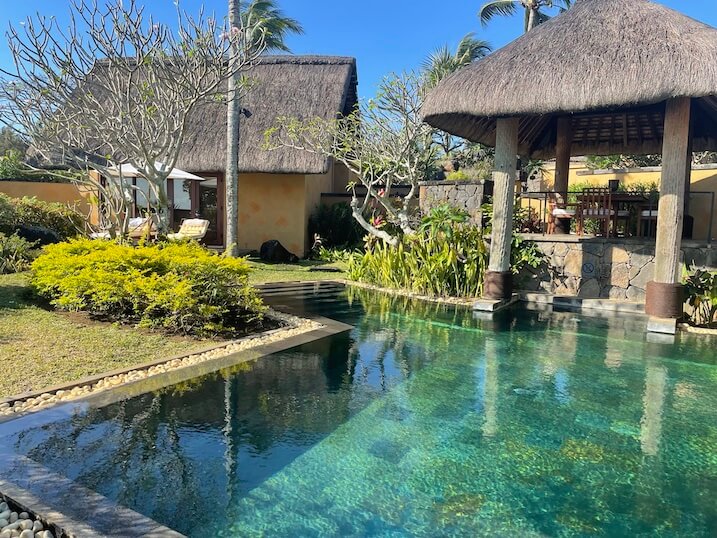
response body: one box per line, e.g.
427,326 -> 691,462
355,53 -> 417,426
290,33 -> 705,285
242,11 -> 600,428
540,163 -> 717,241
237,173 -> 307,256
0,180 -> 97,225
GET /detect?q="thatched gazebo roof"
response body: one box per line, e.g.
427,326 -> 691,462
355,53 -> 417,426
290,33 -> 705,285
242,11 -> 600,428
177,55 -> 358,174
422,0 -> 717,159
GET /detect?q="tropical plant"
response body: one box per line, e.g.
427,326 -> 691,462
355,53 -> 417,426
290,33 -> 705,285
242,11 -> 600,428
0,233 -> 38,274
309,203 -> 365,249
31,239 -> 265,336
585,154 -> 662,170
225,0 -> 303,256
683,267 -> 717,328
479,0 -> 572,33
347,221 -> 489,298
423,33 -> 492,89
242,0 -> 303,52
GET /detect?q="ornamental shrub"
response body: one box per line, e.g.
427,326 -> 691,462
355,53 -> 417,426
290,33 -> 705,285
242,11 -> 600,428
0,193 -> 82,240
347,207 -> 489,297
31,239 -> 265,336
0,233 -> 38,274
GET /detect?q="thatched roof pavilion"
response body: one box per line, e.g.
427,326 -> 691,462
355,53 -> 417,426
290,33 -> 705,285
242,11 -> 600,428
177,56 -> 358,175
423,0 -> 717,159
423,0 -> 717,331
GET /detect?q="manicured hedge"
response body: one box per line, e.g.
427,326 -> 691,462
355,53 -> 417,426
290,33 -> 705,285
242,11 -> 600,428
31,240 -> 265,336
0,193 -> 82,240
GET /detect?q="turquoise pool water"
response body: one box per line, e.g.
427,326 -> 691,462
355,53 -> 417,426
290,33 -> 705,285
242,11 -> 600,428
2,283 -> 717,536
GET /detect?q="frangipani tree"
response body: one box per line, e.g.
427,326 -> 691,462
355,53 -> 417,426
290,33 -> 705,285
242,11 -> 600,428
266,73 -> 437,246
0,0 -> 266,235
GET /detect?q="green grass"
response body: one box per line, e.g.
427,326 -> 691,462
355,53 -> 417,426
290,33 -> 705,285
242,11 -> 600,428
0,260 -> 346,399
0,273 -> 216,399
247,258 -> 346,285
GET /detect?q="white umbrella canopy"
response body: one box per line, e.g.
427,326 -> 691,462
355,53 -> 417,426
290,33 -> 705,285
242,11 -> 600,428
108,162 -> 206,181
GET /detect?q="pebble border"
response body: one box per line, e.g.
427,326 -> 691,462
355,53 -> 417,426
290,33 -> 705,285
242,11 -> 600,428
0,309 -> 322,418
0,499 -> 55,538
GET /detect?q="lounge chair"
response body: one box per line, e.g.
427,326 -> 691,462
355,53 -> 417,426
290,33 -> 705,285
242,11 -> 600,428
127,217 -> 157,241
167,218 -> 210,242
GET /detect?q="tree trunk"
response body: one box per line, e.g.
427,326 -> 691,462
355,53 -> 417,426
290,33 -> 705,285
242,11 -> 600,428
526,7 -> 538,31
225,0 -> 241,257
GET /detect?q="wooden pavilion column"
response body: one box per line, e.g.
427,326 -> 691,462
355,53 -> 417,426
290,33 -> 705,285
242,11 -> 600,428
645,97 -> 691,320
485,117 -> 520,300
552,116 -> 573,233
554,117 -> 572,203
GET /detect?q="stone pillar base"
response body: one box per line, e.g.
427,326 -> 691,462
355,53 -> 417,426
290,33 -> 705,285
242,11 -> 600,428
484,271 -> 513,301
645,281 -> 684,319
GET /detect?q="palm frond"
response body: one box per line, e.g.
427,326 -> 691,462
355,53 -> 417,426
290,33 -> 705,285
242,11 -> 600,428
242,0 -> 304,53
456,32 -> 492,63
478,0 -> 519,27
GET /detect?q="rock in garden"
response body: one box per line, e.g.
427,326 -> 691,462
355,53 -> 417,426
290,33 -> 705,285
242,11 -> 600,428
259,240 -> 299,263
18,530 -> 33,538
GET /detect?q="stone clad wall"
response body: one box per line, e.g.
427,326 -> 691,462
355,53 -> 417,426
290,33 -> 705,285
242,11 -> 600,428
418,180 -> 492,224
520,237 -> 717,301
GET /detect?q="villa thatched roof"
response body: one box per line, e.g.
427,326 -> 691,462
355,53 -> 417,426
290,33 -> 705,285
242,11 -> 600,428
422,0 -> 717,159
176,55 -> 358,175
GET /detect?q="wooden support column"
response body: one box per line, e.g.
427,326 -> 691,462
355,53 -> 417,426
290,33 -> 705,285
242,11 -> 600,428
485,117 -> 520,300
645,97 -> 691,320
552,116 -> 573,234
554,117 -> 572,203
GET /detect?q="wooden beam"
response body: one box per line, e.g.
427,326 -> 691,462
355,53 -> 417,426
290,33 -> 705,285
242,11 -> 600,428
488,117 -> 520,274
554,116 -> 572,203
654,97 -> 691,285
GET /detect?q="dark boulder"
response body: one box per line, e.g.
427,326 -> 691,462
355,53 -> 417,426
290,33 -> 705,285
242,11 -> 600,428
15,225 -> 62,246
259,240 -> 299,263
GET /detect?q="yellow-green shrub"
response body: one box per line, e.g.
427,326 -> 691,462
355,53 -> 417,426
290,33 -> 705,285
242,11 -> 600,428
31,239 -> 265,336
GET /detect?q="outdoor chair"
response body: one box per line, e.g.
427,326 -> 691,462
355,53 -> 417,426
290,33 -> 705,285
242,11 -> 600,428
638,208 -> 659,237
578,188 -> 615,237
167,218 -> 210,242
127,216 -> 157,241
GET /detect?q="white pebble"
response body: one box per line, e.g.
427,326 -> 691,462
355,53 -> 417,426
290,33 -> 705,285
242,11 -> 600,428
18,530 -> 33,538
30,522 -> 41,532
0,521 -> 6,529
0,505 -> 6,513
9,513 -> 17,524
0,513 -> 9,522
17,522 -> 31,531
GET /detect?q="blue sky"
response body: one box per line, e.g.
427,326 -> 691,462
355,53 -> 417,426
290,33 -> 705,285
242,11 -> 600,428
1,0 -> 715,98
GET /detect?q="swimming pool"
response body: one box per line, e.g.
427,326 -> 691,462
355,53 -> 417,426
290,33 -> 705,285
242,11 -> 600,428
1,283 -> 716,536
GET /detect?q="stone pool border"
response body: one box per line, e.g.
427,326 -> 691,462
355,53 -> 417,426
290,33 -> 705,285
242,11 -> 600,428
0,283 -> 355,537
0,309 -> 321,419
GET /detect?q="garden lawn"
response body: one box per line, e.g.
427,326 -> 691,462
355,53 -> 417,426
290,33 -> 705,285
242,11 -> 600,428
0,273 -> 216,399
0,260 -> 345,399
247,259 -> 346,285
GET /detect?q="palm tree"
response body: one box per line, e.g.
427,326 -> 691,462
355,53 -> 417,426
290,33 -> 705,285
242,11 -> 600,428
226,1 -> 303,257
478,0 -> 572,33
422,32 -> 492,89
241,0 -> 303,52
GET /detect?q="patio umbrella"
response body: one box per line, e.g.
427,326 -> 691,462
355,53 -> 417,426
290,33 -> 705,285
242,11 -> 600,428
108,162 -> 206,181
